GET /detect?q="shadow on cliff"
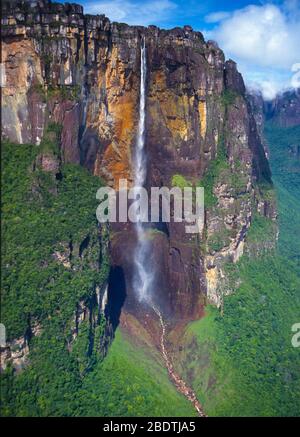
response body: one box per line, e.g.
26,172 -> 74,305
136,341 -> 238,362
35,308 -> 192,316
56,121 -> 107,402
105,266 -> 127,331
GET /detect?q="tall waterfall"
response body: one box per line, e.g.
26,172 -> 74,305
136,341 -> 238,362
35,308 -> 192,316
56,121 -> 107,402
133,38 -> 153,304
131,39 -> 206,417
135,38 -> 147,188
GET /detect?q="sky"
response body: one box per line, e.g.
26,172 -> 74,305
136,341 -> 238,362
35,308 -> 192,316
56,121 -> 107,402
73,0 -> 300,99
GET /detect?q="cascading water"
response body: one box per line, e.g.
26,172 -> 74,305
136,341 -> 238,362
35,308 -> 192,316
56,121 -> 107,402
132,38 -> 154,304
134,38 -> 147,190
132,38 -> 206,417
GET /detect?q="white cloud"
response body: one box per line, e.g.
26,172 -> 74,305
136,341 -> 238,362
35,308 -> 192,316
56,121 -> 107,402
208,1 -> 300,99
84,0 -> 177,26
212,4 -> 299,69
246,71 -> 291,100
204,11 -> 231,24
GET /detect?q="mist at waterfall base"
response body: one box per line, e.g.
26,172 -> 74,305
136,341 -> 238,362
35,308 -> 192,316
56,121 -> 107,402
132,39 -> 156,309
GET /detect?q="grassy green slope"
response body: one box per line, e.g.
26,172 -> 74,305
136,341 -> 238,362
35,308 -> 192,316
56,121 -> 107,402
75,329 -> 196,417
176,123 -> 300,417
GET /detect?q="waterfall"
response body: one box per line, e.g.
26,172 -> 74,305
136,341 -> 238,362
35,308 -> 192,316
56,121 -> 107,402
132,38 -> 154,304
135,38 -> 147,188
131,38 -> 206,417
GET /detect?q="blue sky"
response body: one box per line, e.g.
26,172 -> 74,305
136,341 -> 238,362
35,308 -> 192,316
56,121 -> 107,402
79,0 -> 282,28
69,0 -> 300,98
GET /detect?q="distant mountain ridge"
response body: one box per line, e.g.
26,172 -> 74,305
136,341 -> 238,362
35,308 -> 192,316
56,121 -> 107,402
248,88 -> 300,128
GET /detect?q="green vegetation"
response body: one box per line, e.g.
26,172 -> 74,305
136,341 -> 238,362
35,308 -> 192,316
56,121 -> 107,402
1,140 -> 107,340
180,254 -> 300,416
220,89 -> 239,107
229,161 -> 249,193
46,84 -> 81,101
176,122 -> 300,416
171,145 -> 246,211
3,326 -> 195,416
31,83 -> 47,103
171,174 -> 192,189
197,144 -> 228,207
1,140 -> 195,417
264,123 -> 300,263
208,227 -> 232,253
144,228 -> 166,240
1,325 -> 196,416
40,122 -> 62,156
75,330 -> 196,417
246,213 -> 277,244
31,81 -> 81,103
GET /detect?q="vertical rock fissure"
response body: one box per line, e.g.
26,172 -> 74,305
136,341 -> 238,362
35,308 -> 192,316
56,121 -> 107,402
132,38 -> 206,417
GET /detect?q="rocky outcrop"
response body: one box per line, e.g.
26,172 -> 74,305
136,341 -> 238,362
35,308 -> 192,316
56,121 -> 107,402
53,227 -> 113,360
0,321 -> 41,372
247,90 -> 269,158
67,281 -> 113,362
1,0 -> 276,323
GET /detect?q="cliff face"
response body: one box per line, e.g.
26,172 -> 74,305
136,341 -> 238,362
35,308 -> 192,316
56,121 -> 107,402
265,89 -> 300,128
248,88 -> 300,169
1,0 -> 276,323
248,88 -> 300,129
